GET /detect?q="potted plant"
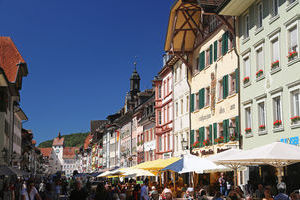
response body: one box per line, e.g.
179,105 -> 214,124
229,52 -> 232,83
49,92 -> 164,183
291,116 -> 300,124
287,51 -> 298,61
243,76 -> 250,84
259,124 -> 265,131
271,60 -> 279,69
245,128 -> 252,134
203,139 -> 210,146
193,141 -> 200,148
273,120 -> 282,128
229,135 -> 236,141
256,69 -> 264,78
214,136 -> 224,144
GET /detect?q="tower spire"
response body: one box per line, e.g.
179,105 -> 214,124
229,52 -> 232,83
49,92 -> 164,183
133,56 -> 137,71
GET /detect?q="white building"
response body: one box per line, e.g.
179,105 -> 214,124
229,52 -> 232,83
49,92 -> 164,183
173,60 -> 190,157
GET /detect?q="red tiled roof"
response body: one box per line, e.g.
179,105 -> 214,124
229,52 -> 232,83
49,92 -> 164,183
32,140 -> 36,145
0,37 -> 26,83
63,147 -> 79,159
53,136 -> 64,146
39,148 -> 52,157
84,134 -> 93,150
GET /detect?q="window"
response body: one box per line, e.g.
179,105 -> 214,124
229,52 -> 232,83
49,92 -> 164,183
167,79 -> 169,94
257,2 -> 263,28
206,49 -> 210,67
243,55 -> 251,80
273,95 -> 282,126
158,110 -> 162,125
272,0 -> 279,16
258,101 -> 266,127
167,105 -> 169,122
205,127 -> 210,141
245,106 -> 252,129
205,87 -> 210,106
271,35 -> 280,64
289,0 -> 297,4
288,25 -> 298,60
176,102 -> 178,117
174,69 -> 177,83
218,39 -> 222,58
245,14 -> 250,38
179,65 -> 182,81
163,81 -> 166,97
164,107 -> 166,124
256,45 -> 264,73
158,85 -> 162,98
291,88 -> 300,120
218,80 -> 223,101
196,92 -> 200,110
230,72 -> 236,95
196,130 -> 200,142
186,95 -> 189,112
218,123 -> 223,138
180,99 -> 183,115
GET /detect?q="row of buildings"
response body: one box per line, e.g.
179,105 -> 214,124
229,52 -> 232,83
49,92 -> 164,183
40,0 -> 300,185
0,37 -> 44,175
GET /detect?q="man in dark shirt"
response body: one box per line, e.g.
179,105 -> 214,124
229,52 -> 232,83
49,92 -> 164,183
69,181 -> 88,200
218,173 -> 226,196
274,182 -> 289,200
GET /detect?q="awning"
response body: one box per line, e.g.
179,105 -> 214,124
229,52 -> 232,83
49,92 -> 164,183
162,158 -> 183,172
132,157 -> 181,171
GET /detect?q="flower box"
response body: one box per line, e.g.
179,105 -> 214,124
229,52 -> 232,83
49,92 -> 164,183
243,76 -> 250,84
273,120 -> 282,128
229,135 -> 236,141
256,69 -> 264,78
291,116 -> 300,124
193,141 -> 200,148
288,51 -> 298,61
214,136 -> 224,144
203,139 -> 210,146
259,124 -> 265,131
245,128 -> 252,134
271,60 -> 279,69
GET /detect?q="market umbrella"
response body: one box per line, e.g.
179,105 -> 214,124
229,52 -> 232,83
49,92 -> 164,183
122,168 -> 155,177
216,142 -> 300,182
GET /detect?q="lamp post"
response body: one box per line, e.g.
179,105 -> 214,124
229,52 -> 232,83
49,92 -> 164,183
181,138 -> 188,153
228,122 -> 236,141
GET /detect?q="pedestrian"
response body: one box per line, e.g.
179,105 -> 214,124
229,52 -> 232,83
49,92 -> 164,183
140,180 -> 149,200
196,189 -> 208,200
21,180 -> 42,200
274,182 -> 289,200
255,184 -> 265,199
218,173 -> 226,196
149,186 -> 159,200
263,188 -> 273,200
212,191 -> 224,200
183,187 -> 194,200
69,181 -> 88,200
290,192 -> 299,200
44,183 -> 54,200
163,189 -> 173,200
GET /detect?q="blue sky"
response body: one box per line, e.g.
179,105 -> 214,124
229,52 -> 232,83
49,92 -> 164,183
0,0 -> 173,144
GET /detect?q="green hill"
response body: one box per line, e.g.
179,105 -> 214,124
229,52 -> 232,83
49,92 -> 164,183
38,132 -> 90,148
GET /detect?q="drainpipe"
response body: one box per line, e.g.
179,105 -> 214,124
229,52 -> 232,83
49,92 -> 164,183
185,55 -> 192,155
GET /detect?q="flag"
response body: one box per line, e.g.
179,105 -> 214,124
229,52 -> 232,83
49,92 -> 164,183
116,130 -> 120,142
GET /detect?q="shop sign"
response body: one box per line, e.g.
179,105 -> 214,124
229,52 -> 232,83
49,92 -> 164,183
163,153 -> 171,159
280,136 -> 299,146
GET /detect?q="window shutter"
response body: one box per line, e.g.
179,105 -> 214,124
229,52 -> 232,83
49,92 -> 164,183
214,40 -> 218,61
209,125 -> 213,144
223,119 -> 229,142
190,93 -> 194,112
223,75 -> 228,99
235,68 -> 239,93
190,130 -> 194,147
198,55 -> 201,71
199,88 -> 205,109
235,116 -> 240,141
225,31 -> 229,53
200,51 -> 205,71
210,44 -> 213,64
213,123 -> 217,144
199,127 -> 204,147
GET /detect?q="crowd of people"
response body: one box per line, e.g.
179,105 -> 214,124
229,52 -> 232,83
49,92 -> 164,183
0,174 -> 299,200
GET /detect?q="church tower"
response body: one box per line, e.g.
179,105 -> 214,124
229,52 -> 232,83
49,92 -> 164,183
130,62 -> 140,96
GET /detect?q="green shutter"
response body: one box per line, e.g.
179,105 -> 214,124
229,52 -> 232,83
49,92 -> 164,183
235,68 -> 239,93
223,75 -> 228,99
190,94 -> 194,112
223,119 -> 229,143
224,31 -> 228,53
199,127 -> 205,147
214,40 -> 218,61
209,125 -> 213,145
190,130 -> 194,147
198,55 -> 201,71
200,51 -> 205,71
235,116 -> 240,141
199,88 -> 205,109
213,123 -> 217,144
209,44 -> 213,64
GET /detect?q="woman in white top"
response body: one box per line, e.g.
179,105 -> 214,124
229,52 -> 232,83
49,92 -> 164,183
21,180 -> 42,200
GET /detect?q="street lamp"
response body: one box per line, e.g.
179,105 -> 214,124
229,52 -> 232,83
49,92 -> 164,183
228,122 -> 236,141
181,138 -> 188,150
149,148 -> 153,161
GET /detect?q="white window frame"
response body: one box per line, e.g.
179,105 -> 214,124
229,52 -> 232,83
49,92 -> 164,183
255,43 -> 264,74
257,2 -> 263,28
271,92 -> 283,128
287,21 -> 299,60
186,95 -> 189,113
218,79 -> 223,101
205,86 -> 210,106
243,53 -> 251,80
180,98 -> 183,115
229,71 -> 236,95
244,13 -> 250,38
244,104 -> 252,130
289,84 -> 300,122
257,98 -> 267,129
269,32 -> 280,66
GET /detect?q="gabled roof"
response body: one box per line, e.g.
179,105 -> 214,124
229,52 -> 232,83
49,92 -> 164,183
0,37 -> 27,83
63,147 -> 79,159
84,134 -> 93,150
52,133 -> 64,146
39,148 -> 52,157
